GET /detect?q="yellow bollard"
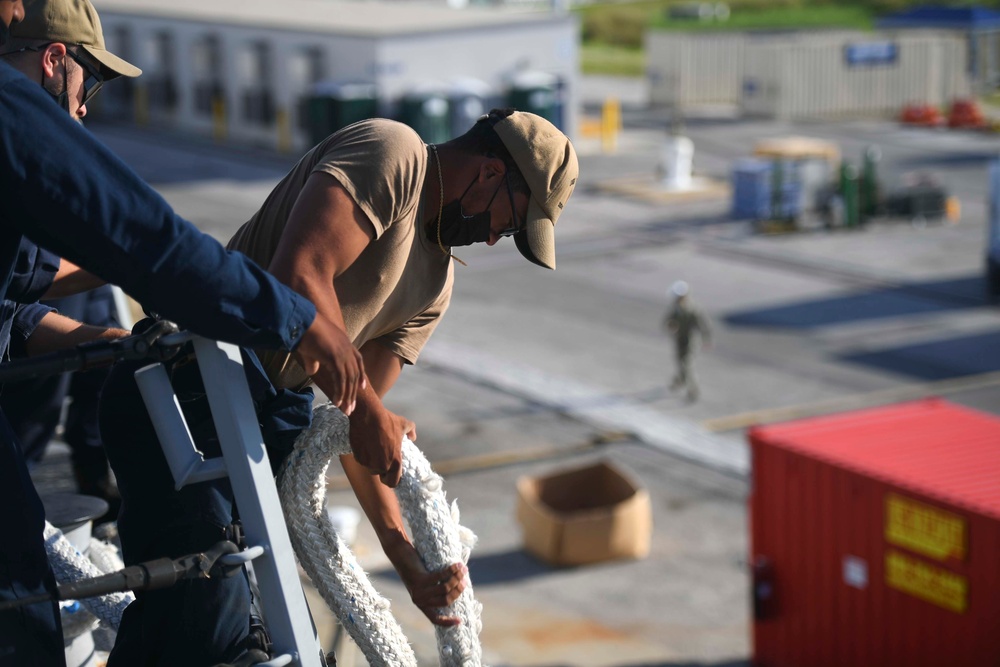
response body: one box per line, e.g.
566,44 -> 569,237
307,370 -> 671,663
276,108 -> 292,154
211,96 -> 227,143
601,96 -> 621,154
946,195 -> 961,224
133,84 -> 148,127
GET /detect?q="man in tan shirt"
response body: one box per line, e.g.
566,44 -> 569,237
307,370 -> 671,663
227,107 -> 578,626
100,108 -> 578,664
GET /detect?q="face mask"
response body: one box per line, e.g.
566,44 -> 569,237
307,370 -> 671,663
41,66 -> 74,119
437,200 -> 492,247
432,175 -> 502,247
0,21 -> 10,49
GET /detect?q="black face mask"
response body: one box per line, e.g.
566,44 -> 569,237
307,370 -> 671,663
42,68 -> 73,118
431,175 -> 502,247
0,21 -> 10,49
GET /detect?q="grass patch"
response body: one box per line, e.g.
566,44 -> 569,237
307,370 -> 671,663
577,1 -> 877,75
652,4 -> 876,32
579,1 -> 673,47
581,42 -> 646,77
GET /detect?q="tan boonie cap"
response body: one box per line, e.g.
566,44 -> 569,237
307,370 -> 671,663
13,0 -> 140,80
492,111 -> 579,270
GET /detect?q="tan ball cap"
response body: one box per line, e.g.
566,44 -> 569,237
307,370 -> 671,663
13,0 -> 141,80
493,111 -> 579,270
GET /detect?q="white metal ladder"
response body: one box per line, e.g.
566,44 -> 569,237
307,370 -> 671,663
133,334 -> 325,667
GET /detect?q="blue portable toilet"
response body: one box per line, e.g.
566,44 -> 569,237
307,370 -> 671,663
731,158 -> 774,220
731,158 -> 804,221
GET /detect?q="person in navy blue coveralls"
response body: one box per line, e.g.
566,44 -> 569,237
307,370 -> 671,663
0,240 -> 120,503
2,283 -> 124,522
0,0 -> 377,664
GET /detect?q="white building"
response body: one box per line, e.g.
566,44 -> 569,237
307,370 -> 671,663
91,0 -> 579,152
647,29 -> 969,120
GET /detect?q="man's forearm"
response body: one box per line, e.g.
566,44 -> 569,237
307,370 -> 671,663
24,311 -> 129,357
341,340 -> 410,534
340,452 -> 410,553
43,259 -> 105,299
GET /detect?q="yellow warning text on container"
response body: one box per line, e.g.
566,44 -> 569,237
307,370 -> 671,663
885,493 -> 966,561
885,550 -> 967,613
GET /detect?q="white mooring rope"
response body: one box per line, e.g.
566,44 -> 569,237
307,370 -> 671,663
278,403 -> 485,667
42,401 -> 484,664
43,522 -> 134,638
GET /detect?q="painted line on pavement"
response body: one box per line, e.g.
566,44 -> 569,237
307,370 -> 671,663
701,370 -> 1000,433
419,340 -> 749,477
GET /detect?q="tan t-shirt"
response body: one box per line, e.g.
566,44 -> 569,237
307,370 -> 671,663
228,119 -> 454,390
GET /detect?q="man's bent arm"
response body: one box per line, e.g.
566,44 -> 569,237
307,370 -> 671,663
267,171 -> 412,477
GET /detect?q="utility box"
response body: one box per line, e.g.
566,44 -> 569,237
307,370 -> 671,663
749,399 -> 1000,667
516,459 -> 651,567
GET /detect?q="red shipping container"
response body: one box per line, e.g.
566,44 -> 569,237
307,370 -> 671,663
749,399 -> 1000,667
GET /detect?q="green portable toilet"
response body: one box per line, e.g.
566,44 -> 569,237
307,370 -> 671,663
398,84 -> 450,145
304,81 -> 378,145
507,71 -> 559,126
449,77 -> 496,139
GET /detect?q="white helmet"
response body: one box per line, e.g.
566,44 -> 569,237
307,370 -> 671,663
671,280 -> 689,298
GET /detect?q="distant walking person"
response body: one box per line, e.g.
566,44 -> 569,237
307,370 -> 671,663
663,281 -> 710,401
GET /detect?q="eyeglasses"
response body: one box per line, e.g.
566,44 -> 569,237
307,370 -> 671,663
0,42 -> 104,104
497,172 -> 524,238
65,47 -> 104,105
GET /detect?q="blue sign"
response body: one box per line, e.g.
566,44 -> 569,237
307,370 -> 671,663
844,41 -> 898,67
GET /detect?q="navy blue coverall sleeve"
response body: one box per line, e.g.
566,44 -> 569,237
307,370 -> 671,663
8,301 -> 54,359
9,239 -> 60,305
0,67 -> 315,351
0,62 -> 317,667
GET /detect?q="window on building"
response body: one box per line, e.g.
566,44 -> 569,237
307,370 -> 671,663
241,41 -> 275,126
193,35 -> 224,117
104,26 -> 134,110
305,47 -> 325,84
147,31 -> 178,112
292,47 -> 326,131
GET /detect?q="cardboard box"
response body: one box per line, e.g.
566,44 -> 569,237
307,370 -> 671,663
516,459 -> 652,567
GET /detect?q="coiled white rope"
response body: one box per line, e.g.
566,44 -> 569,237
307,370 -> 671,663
43,521 -> 134,639
278,403 -> 484,667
